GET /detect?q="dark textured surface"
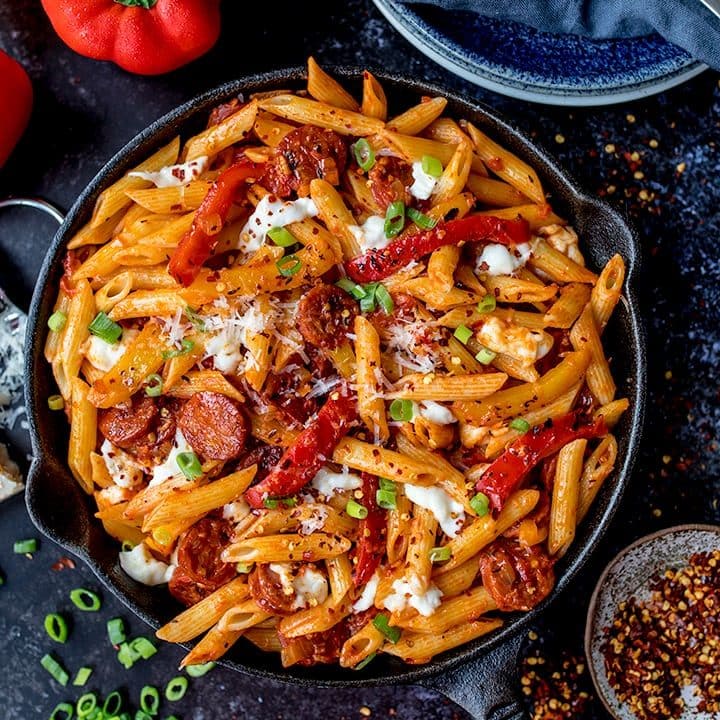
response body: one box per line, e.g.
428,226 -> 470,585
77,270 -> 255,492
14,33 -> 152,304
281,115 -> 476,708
0,1 -> 719,719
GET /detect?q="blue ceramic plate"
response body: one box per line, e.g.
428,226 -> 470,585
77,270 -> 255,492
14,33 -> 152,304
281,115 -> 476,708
373,0 -> 707,105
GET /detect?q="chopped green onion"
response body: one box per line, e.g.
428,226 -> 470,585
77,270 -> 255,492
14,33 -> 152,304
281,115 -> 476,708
453,324 -> 473,345
164,676 -> 188,702
263,497 -> 279,509
379,478 -> 396,491
276,254 -> 302,277
73,667 -> 93,687
48,311 -> 68,332
282,496 -> 297,508
354,652 -> 377,670
88,312 -> 123,344
70,588 -> 101,611
14,538 -> 38,554
374,284 -> 394,314
470,492 -> 490,517
406,207 -> 437,229
49,702 -> 74,720
510,417 -> 531,433
140,686 -> 160,715
477,294 -> 496,314
353,138 -> 376,171
336,278 -> 367,300
384,200 -> 405,238
121,540 -> 135,552
117,642 -> 139,669
41,653 -> 69,686
429,546 -> 452,563
389,398 -> 414,422
76,693 -> 97,717
107,617 -> 126,645
346,499 -> 368,520
44,613 -> 69,643
161,339 -> 194,360
185,661 -> 216,677
236,562 -> 254,574
359,282 -> 378,313
134,712 -> 152,720
372,613 -> 401,643
144,374 -> 163,397
165,717 -> 180,720
102,691 -> 123,716
376,488 -> 397,510
176,451 -> 203,480
475,347 -> 497,365
184,306 -> 206,332
48,394 -> 65,411
421,154 -> 443,178
268,226 -> 298,248
130,636 -> 158,659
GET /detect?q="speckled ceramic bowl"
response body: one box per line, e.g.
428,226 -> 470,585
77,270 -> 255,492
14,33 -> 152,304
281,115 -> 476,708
585,524 -> 720,720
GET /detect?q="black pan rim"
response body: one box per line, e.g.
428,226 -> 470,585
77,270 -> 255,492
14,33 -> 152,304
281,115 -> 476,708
24,64 -> 647,688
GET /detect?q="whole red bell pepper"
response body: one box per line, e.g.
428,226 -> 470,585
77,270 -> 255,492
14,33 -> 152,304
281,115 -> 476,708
245,390 -> 359,509
40,0 -> 221,76
344,213 -> 530,283
168,158 -> 264,286
476,412 -> 607,513
352,473 -> 386,587
0,51 -> 32,168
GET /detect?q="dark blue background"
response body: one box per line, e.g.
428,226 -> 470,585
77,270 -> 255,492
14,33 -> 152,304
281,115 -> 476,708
1,2 -> 719,718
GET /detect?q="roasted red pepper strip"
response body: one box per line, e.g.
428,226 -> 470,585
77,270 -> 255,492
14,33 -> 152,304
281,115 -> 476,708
476,412 -> 607,513
352,473 -> 386,587
245,390 -> 359,508
0,50 -> 32,168
344,213 -> 530,283
168,159 -> 263,286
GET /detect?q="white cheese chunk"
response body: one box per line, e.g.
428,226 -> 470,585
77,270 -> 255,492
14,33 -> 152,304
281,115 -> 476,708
476,242 -> 533,276
298,504 -> 330,535
101,439 -> 145,488
268,563 -> 329,610
119,542 -> 175,586
129,156 -> 208,188
538,224 -> 585,265
149,430 -> 194,487
477,316 -> 553,367
383,577 -> 443,617
404,484 -> 465,538
239,195 -> 318,253
311,467 -> 363,496
222,499 -> 251,525
348,215 -> 389,252
352,571 -> 380,613
418,401 -> 457,425
83,330 -> 138,373
409,161 -> 438,200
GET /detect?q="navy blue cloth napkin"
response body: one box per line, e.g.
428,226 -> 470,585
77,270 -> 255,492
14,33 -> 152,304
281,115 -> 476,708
401,0 -> 720,69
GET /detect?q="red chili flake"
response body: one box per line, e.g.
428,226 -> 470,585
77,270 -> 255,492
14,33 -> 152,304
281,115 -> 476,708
51,556 -> 76,572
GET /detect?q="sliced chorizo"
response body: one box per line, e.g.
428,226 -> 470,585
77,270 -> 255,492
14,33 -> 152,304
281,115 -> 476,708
367,156 -> 413,211
177,391 -> 249,461
98,395 -> 159,450
207,98 -> 243,127
236,443 -> 284,483
249,562 -> 328,616
297,284 -> 358,350
262,125 -> 347,198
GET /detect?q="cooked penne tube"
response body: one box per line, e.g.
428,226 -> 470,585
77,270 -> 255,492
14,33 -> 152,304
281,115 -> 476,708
591,254 -> 626,331
354,315 -> 389,441
218,599 -> 271,633
179,624 -> 244,668
548,438 -> 586,556
310,179 -> 362,258
482,275 -> 559,304
594,398 -> 629,429
184,100 -> 258,161
529,240 -> 598,284
387,371 -> 508,401
399,586 -> 496,633
431,139 -> 473,205
326,554 -> 353,603
478,203 -> 566,230
387,488 -> 411,564
253,111 -> 295,147
68,377 -> 97,494
570,304 -> 616,405
465,173 -> 527,207
245,626 -> 282,653
278,595 -> 352,638
222,533 -> 352,563
340,620 -> 385,668
432,557 -> 480,598
126,181 -> 212,214
166,370 -> 245,403
307,56 -> 359,111
387,96 -> 447,135
437,305 -> 547,331
578,434 -> 618,521
61,279 -> 95,387
427,245 -> 459,294
361,70 -> 388,120
544,283 -> 592,328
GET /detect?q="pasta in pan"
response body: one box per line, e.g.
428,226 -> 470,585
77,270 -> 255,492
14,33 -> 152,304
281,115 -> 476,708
45,58 -> 628,669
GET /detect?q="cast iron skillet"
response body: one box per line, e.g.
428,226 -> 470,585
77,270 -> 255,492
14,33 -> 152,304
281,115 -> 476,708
24,67 -> 646,720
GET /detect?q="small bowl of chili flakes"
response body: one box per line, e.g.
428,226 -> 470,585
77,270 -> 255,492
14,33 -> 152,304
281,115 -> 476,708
585,524 -> 720,720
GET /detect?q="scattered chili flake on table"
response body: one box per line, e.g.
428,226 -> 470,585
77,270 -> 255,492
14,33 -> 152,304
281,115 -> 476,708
600,549 -> 720,720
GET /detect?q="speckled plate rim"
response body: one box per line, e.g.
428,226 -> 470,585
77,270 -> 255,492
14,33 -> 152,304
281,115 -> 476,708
584,523 -> 720,719
373,0 -> 708,106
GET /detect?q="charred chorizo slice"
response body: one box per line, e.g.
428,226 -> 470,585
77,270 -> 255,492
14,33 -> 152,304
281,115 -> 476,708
367,156 -> 413,211
248,562 -> 328,616
98,395 -> 159,450
261,125 -> 347,198
297,284 -> 358,350
177,391 -> 249,461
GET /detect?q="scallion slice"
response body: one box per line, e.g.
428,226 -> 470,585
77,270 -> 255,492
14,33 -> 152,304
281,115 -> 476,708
470,492 -> 490,517
475,347 -> 496,365
44,613 -> 69,643
236,562 -> 254,574
184,306 -> 206,332
176,451 -> 202,480
70,588 -> 101,612
336,278 -> 367,300
453,324 -> 473,345
359,282 -> 378,313
88,312 -> 123,344
406,207 -> 437,229
144,374 -> 163,397
47,311 -> 67,332
353,138 -> 376,171
510,418 -> 531,433
102,690 -> 123,716
268,226 -> 297,248
185,661 -> 216,677
429,546 -> 452,563
384,200 -> 405,238
130,636 -> 157,659
40,653 -> 69,686
374,284 -> 394,314
76,692 -> 97,717
107,617 -> 126,646
477,293 -> 496,314
376,488 -> 397,510
140,685 -> 160,715
389,398 -> 414,422
421,154 -> 443,178
162,339 -> 194,360
73,667 -> 93,687
276,254 -> 302,277
379,478 -> 396,492
165,676 -> 189,702
346,499 -> 368,520
135,711 -> 152,720
354,652 -> 377,670
372,613 -> 401,643
117,642 -> 139,669
49,702 -> 74,720
14,538 -> 38,554
48,394 -> 65,411
263,497 -> 279,509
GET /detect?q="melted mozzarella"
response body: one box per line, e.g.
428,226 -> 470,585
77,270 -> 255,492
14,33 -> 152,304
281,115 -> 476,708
538,224 -> 584,265
404,484 -> 465,538
119,542 -> 175,586
129,156 -> 208,188
409,161 -> 438,200
239,196 -> 318,253
476,242 -> 533,276
352,571 -> 380,613
418,401 -> 456,425
269,563 -> 329,610
348,215 -> 389,252
101,439 -> 145,488
383,577 -> 443,617
222,499 -> 251,525
149,430 -> 194,487
83,330 -> 138,373
477,317 -> 553,367
311,467 -> 363,496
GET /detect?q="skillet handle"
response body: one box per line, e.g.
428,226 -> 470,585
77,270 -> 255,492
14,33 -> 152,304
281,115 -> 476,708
419,632 -> 526,720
